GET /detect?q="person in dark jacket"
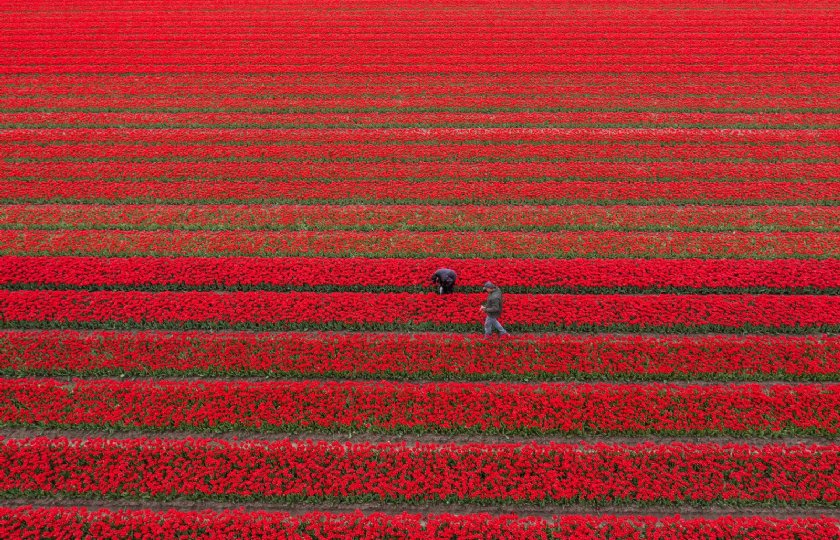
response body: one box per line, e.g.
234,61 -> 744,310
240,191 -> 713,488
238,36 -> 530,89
431,268 -> 457,294
480,281 -> 509,337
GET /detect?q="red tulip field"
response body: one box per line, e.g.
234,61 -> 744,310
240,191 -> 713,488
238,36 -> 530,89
1,0 -> 839,537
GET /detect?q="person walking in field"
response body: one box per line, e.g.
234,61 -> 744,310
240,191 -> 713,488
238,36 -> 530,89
432,267 -> 457,294
480,281 -> 509,337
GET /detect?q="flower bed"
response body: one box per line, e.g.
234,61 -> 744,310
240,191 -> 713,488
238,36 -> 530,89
4,230 -> 839,258
3,330 -> 837,381
0,438 -> 837,504
2,379 -> 837,435
1,507 -> 837,539
2,289 -> 839,333
3,256 -> 838,293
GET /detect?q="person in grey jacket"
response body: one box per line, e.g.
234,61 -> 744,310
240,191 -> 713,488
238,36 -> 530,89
480,281 -> 509,337
431,268 -> 457,294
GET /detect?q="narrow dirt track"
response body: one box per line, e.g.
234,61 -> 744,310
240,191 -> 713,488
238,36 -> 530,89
4,499 -> 839,520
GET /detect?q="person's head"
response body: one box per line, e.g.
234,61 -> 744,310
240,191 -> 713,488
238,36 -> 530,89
483,281 -> 496,291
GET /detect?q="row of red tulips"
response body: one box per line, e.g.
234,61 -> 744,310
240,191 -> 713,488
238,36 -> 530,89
2,330 -> 837,381
11,86 -> 840,102
6,202 -> 836,232
1,437 -> 838,503
4,111 -> 838,129
6,77 -> 840,97
4,230 -> 838,258
12,14 -> 836,33
3,289 -> 839,333
5,158 -> 839,180
2,507 -> 837,540
11,56 -> 837,76
6,96 -> 840,112
5,127 -> 838,144
2,379 -> 837,435
17,39 -> 835,58
4,180 -> 836,205
5,257 -> 838,293
5,204 -> 838,232
8,63 -> 839,76
8,37 -> 840,59
8,142 -> 840,161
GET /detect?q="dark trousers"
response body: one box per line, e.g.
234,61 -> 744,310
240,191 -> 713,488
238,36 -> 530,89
438,281 -> 455,294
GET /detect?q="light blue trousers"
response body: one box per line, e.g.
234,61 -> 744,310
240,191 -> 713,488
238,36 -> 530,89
484,315 -> 508,336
